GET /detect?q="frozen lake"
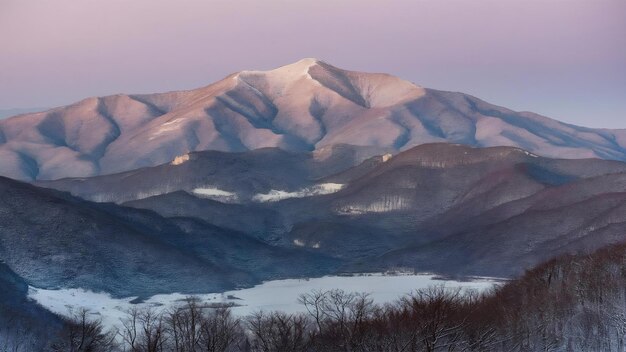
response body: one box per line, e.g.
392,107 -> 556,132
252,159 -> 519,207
28,273 -> 501,332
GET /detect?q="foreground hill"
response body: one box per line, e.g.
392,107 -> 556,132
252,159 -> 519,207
2,59 -> 626,181
0,177 -> 338,298
0,262 -> 66,351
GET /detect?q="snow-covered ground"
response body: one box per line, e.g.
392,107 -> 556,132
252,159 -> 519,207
189,183 -> 344,203
253,183 -> 344,202
28,273 -> 500,332
192,187 -> 239,203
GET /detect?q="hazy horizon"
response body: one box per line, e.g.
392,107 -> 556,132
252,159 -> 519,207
1,0 -> 624,128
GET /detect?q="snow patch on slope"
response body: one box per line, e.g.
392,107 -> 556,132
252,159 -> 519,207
192,187 -> 239,203
337,196 -> 411,214
293,239 -> 321,249
171,153 -> 190,165
253,183 -> 344,202
149,118 -> 185,140
91,188 -> 176,203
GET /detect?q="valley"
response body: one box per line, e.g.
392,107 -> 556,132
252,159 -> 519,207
28,273 -> 499,332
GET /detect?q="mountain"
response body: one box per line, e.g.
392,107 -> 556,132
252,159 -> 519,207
35,145 -> 384,204
39,143 -> 626,277
0,177 -> 338,298
2,58 -> 626,181
274,144 -> 626,276
35,146 -> 388,239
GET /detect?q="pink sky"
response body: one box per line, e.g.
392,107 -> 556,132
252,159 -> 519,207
0,0 -> 624,128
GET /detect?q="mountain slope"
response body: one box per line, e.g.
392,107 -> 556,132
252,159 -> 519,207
35,145 -> 383,204
279,145 -> 626,276
2,59 -> 626,180
0,262 -> 67,350
0,177 -> 338,297
50,143 -> 626,277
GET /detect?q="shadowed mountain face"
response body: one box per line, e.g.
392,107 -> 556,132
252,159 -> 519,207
38,143 -> 626,278
276,145 -> 626,277
0,177 -> 339,298
2,58 -> 626,181
0,262 -> 66,350
35,144 -> 386,204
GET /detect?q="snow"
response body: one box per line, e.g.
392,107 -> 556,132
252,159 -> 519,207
235,75 -> 267,97
192,187 -> 239,203
237,58 -> 321,93
253,190 -> 299,202
253,183 -> 344,202
337,196 -> 411,214
170,153 -> 190,165
148,118 -> 185,140
28,273 -> 500,332
293,238 -> 321,249
28,287 -> 133,331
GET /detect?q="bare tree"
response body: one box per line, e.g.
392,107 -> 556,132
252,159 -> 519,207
164,297 -> 243,352
51,308 -> 116,352
299,289 -> 376,351
120,307 -> 166,352
167,298 -> 203,352
0,317 -> 31,352
198,307 -> 243,352
247,311 -> 312,352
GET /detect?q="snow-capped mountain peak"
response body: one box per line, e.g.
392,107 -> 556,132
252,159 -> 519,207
1,59 -> 626,181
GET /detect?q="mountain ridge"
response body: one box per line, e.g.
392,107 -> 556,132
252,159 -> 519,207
2,58 -> 626,181
34,142 -> 626,278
